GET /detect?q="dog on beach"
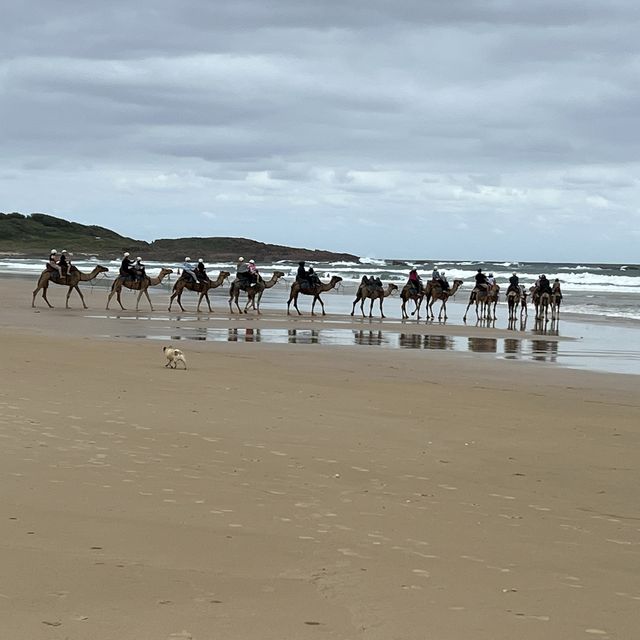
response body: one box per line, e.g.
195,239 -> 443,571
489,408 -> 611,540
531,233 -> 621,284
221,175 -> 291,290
163,346 -> 187,369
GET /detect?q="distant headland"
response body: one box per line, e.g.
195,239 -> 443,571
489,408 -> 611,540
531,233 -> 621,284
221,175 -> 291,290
0,212 -> 359,262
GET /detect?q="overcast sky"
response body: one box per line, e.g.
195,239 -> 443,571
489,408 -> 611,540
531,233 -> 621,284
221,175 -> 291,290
2,1 -> 640,261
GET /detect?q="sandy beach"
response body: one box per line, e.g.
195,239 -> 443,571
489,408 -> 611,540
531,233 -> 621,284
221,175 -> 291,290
1,275 -> 639,639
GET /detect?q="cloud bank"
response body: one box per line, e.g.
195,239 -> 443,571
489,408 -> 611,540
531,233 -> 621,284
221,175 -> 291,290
2,1 -> 639,260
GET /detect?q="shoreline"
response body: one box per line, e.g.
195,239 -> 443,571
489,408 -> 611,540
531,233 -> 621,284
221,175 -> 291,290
8,273 -> 640,376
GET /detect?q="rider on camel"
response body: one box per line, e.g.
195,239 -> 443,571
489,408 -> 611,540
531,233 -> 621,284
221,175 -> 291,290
307,267 -> 321,287
538,274 -> 552,295
133,257 -> 146,281
119,252 -> 136,281
432,267 -> 450,292
181,257 -> 199,285
296,261 -> 318,290
507,272 -> 520,295
48,250 -> 63,278
58,250 -> 70,280
196,258 -> 211,285
474,268 -> 489,291
407,267 -> 423,296
247,259 -> 259,285
236,257 -> 251,287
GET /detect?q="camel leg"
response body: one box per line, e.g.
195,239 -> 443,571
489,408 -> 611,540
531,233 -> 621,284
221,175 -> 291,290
287,293 -> 301,316
439,300 -> 447,321
311,296 -> 317,316
115,288 -> 127,310
168,292 -> 178,311
138,289 -> 152,311
318,295 -> 326,316
106,286 -> 118,310
350,296 -> 359,316
33,284 -> 53,308
42,284 -> 54,308
176,292 -> 185,312
401,299 -> 408,319
368,298 -> 375,318
379,298 -> 385,318
203,293 -> 213,312
68,285 -> 87,309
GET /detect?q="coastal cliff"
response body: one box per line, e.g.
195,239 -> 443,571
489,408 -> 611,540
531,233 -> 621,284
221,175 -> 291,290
0,213 -> 359,262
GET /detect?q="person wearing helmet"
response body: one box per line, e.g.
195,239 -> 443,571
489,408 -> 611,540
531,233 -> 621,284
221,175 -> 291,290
119,252 -> 135,280
407,267 -> 423,296
439,269 -> 450,292
236,256 -> 251,286
47,249 -> 63,278
247,259 -> 259,285
181,257 -> 199,285
133,256 -> 146,281
195,258 -> 210,285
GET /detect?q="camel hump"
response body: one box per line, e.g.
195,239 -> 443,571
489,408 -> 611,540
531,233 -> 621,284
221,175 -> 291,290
361,276 -> 369,285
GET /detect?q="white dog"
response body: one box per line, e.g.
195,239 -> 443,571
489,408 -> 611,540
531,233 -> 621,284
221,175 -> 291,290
163,346 -> 187,369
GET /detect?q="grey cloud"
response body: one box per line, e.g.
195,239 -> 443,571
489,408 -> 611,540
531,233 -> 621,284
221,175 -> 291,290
2,1 -> 640,260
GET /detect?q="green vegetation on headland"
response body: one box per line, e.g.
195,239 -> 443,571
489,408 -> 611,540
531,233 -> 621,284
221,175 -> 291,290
0,213 -> 359,262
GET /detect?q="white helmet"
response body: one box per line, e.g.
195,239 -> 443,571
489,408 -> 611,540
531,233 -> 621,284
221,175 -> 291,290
185,257 -> 191,261
238,256 -> 244,262
61,249 -> 67,254
124,252 -> 130,257
198,258 -> 203,263
136,256 -> 141,261
51,249 -> 57,254
249,259 -> 255,264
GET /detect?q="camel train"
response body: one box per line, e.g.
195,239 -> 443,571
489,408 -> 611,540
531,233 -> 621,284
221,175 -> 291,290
33,252 -> 563,326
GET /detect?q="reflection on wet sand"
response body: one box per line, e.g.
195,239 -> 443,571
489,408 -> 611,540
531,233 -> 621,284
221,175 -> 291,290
468,337 -> 498,353
504,338 -> 521,358
106,325 -> 640,374
532,339 -> 559,363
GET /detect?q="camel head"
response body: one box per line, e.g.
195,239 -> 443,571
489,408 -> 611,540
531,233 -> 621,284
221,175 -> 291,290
159,267 -> 174,276
274,270 -> 286,280
389,283 -> 399,291
220,270 -> 231,280
329,275 -> 343,285
97,265 -> 109,274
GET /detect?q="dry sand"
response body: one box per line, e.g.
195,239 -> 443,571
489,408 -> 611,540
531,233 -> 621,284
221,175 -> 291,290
1,276 -> 639,639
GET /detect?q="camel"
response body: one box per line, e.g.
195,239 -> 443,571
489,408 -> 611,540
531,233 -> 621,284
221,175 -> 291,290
550,282 -> 563,320
400,284 -> 424,319
506,287 -> 520,321
463,284 -> 500,322
107,267 -> 173,311
32,264 -> 109,309
287,275 -> 343,316
537,291 -> 551,322
350,278 -> 398,318
168,270 -> 231,312
424,279 -> 463,321
228,271 -> 286,314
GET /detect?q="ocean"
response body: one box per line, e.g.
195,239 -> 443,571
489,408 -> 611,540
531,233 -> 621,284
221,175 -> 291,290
5,256 -> 639,323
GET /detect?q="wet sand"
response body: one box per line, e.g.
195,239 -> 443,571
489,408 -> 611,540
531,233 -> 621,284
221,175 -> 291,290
2,276 -> 640,639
